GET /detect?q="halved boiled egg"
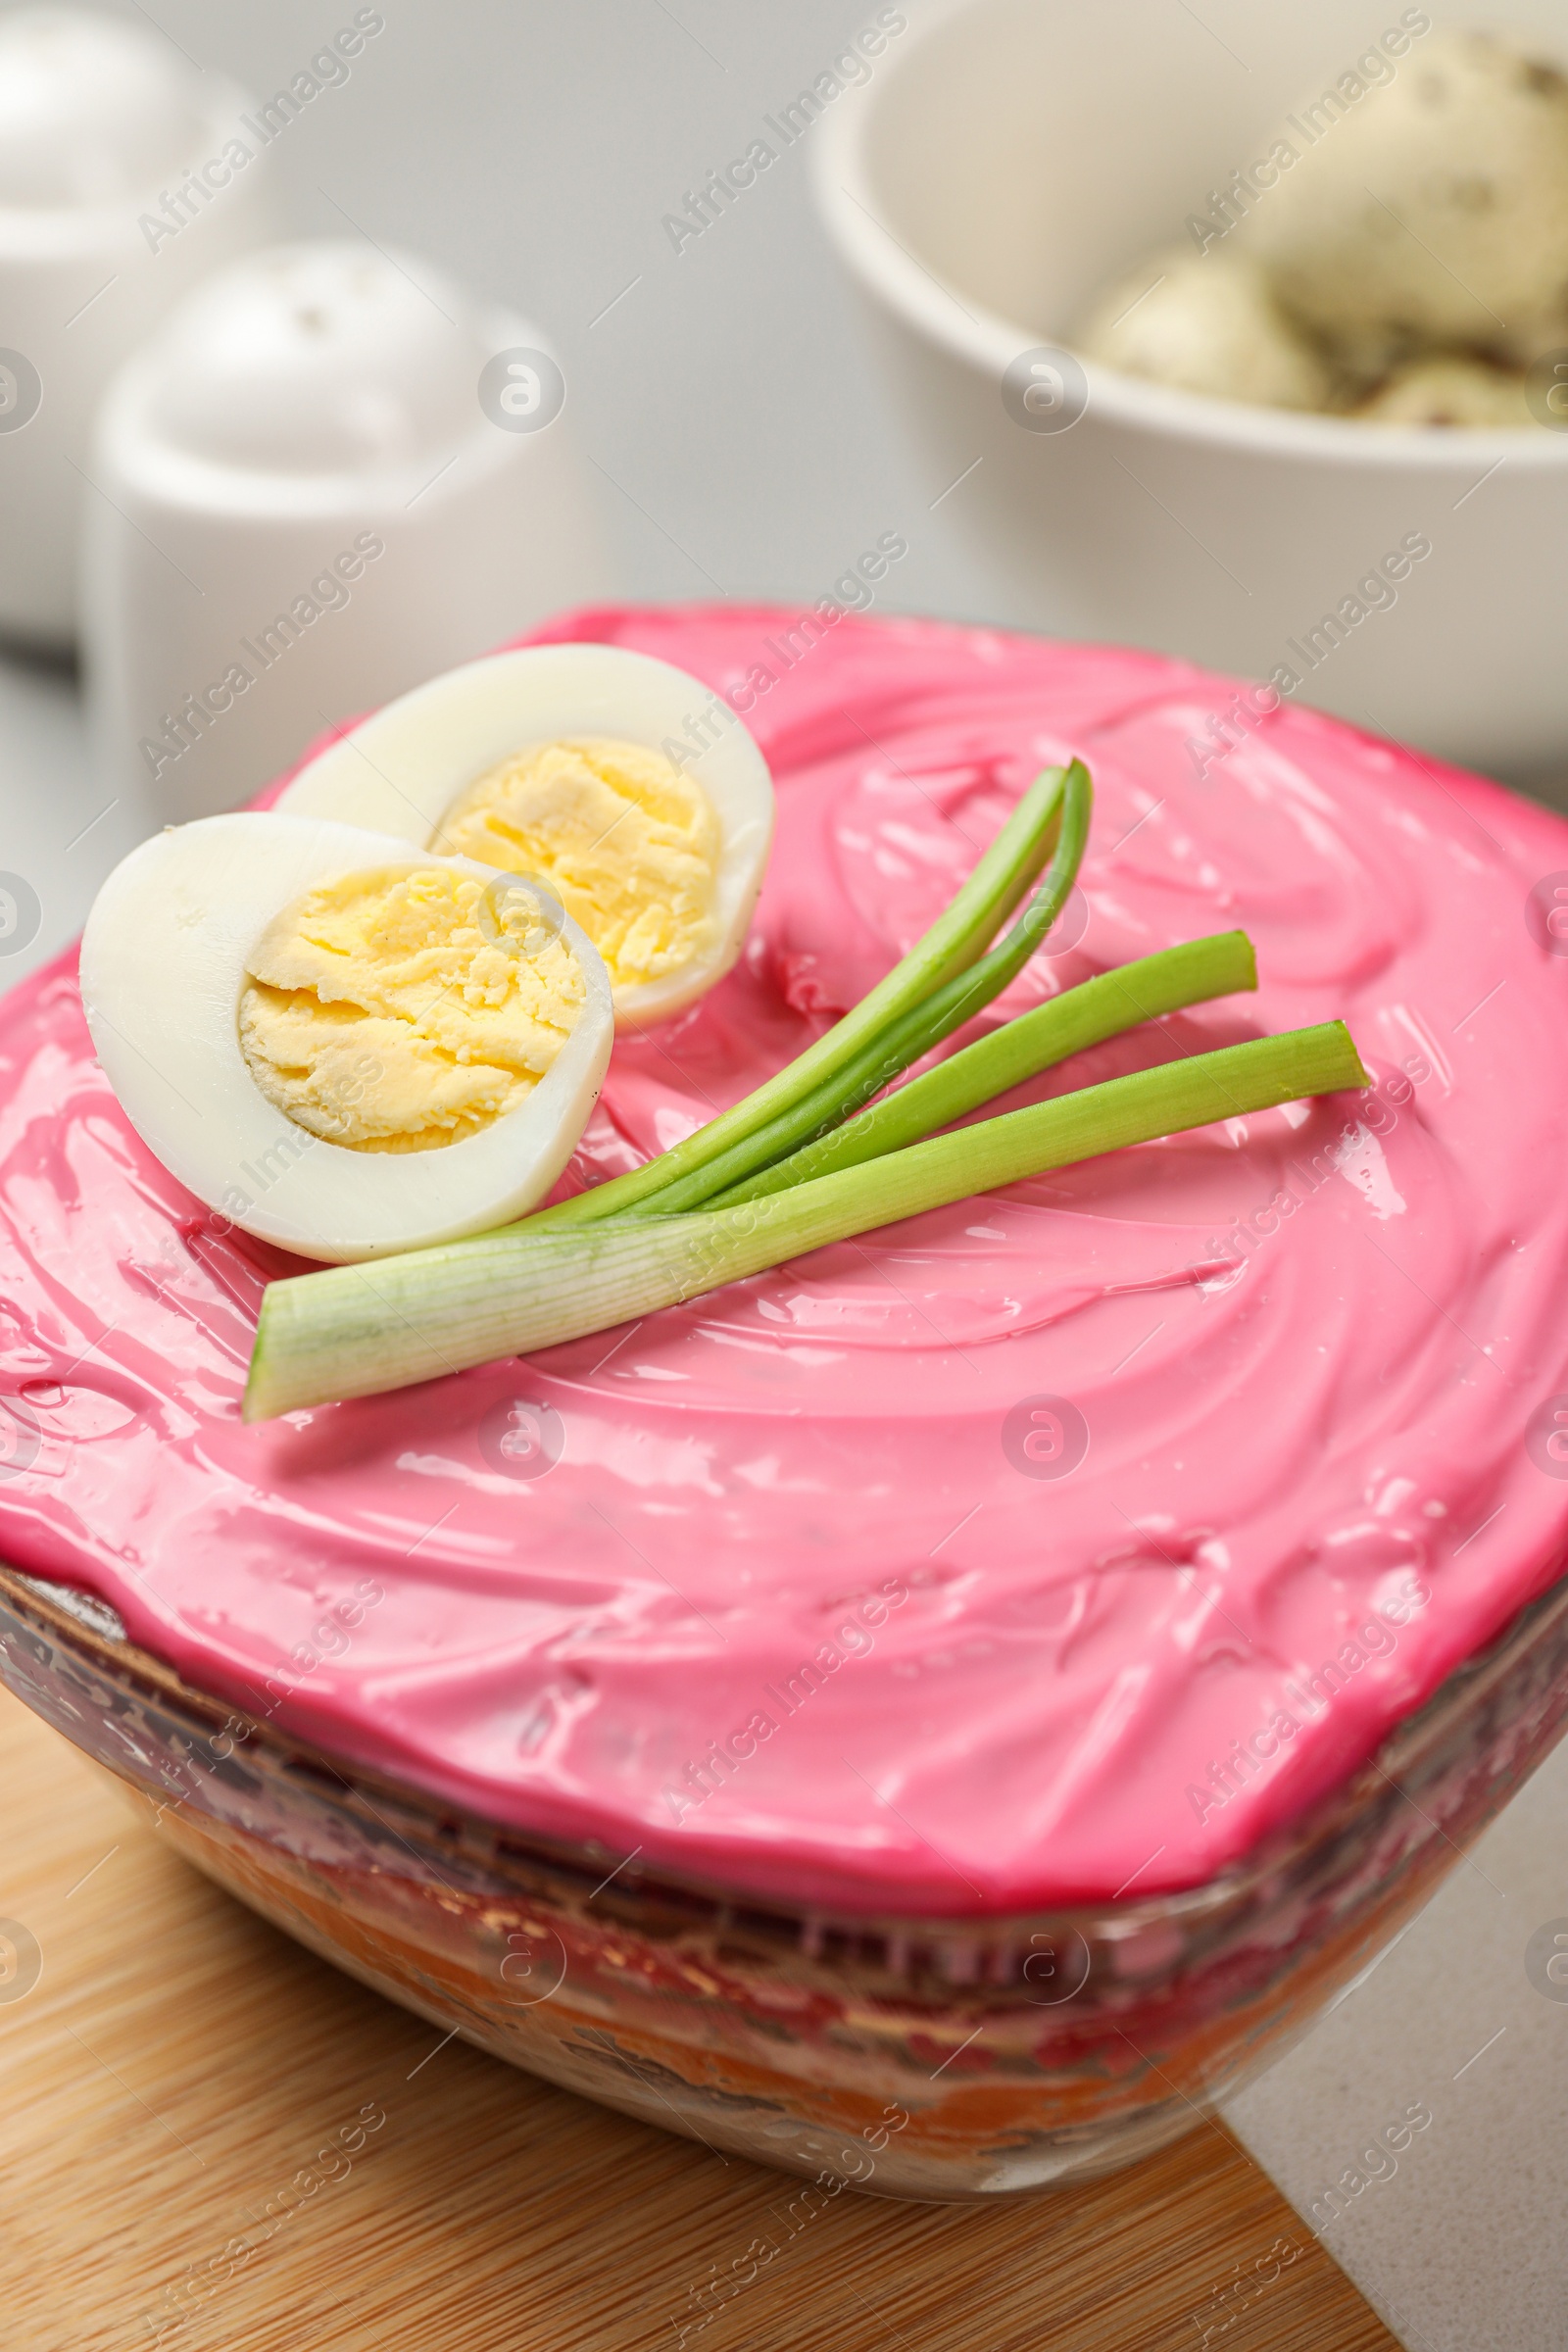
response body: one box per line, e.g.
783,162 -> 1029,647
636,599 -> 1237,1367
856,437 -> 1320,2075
79,811 -> 613,1263
272,643 -> 775,1030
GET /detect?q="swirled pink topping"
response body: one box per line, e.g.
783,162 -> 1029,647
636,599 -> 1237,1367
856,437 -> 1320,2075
3,606 -> 1567,1917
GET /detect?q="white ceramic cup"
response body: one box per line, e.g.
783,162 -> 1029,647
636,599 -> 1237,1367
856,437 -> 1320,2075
0,5 -> 282,649
814,0 -> 1568,776
83,240 -> 609,825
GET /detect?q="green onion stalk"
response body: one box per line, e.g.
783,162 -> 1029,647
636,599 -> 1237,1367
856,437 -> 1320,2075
245,1021 -> 1367,1419
526,759 -> 1090,1229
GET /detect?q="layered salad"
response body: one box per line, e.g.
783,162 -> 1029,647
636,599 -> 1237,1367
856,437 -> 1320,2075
1,605 -> 1565,1917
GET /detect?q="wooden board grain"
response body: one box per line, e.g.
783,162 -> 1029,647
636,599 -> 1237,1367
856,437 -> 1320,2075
0,1687 -> 1400,2352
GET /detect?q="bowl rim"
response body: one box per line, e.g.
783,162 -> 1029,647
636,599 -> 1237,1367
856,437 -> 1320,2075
811,0 -> 1568,474
6,1553 -> 1567,1948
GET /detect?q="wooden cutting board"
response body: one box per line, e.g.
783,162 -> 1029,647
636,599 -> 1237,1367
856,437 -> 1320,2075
0,1685 -> 1397,2352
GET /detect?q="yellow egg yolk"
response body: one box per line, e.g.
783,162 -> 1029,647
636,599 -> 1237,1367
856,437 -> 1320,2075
435,737 -> 720,994
238,865 -> 584,1153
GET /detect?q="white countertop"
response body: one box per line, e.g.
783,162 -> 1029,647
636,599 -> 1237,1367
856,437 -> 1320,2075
0,649 -> 147,986
1227,1737 -> 1568,2352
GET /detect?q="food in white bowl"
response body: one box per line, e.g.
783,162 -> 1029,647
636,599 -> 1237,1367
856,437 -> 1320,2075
1074,247 -> 1329,412
810,0 -> 1568,766
1354,354 -> 1531,428
1075,27 -> 1568,425
1250,29 -> 1568,374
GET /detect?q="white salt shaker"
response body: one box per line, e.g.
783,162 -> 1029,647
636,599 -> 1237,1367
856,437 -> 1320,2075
83,239 -> 608,824
0,5 -> 282,648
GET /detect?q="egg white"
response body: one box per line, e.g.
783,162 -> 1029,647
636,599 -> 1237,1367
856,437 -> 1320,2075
272,643 -> 775,1029
78,812 -> 614,1264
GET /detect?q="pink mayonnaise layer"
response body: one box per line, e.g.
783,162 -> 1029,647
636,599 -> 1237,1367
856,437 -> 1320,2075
3,606 -> 1568,1917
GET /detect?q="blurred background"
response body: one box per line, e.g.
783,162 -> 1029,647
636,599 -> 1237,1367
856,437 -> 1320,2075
5,0 -> 1567,980
3,0 -> 1001,989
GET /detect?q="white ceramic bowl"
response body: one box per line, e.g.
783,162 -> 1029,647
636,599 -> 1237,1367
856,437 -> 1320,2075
814,0 -> 1568,776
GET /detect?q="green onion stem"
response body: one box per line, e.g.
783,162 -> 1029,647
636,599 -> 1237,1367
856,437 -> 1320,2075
244,1019 -> 1367,1420
522,760 -> 1080,1231
635,761 -> 1094,1216
706,929 -> 1258,1209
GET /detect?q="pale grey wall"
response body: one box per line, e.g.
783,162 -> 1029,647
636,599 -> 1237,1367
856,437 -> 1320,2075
1,0 -> 998,982
58,0 -> 982,614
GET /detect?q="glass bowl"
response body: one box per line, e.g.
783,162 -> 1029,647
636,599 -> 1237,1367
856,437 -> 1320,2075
4,1555 -> 1565,2202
